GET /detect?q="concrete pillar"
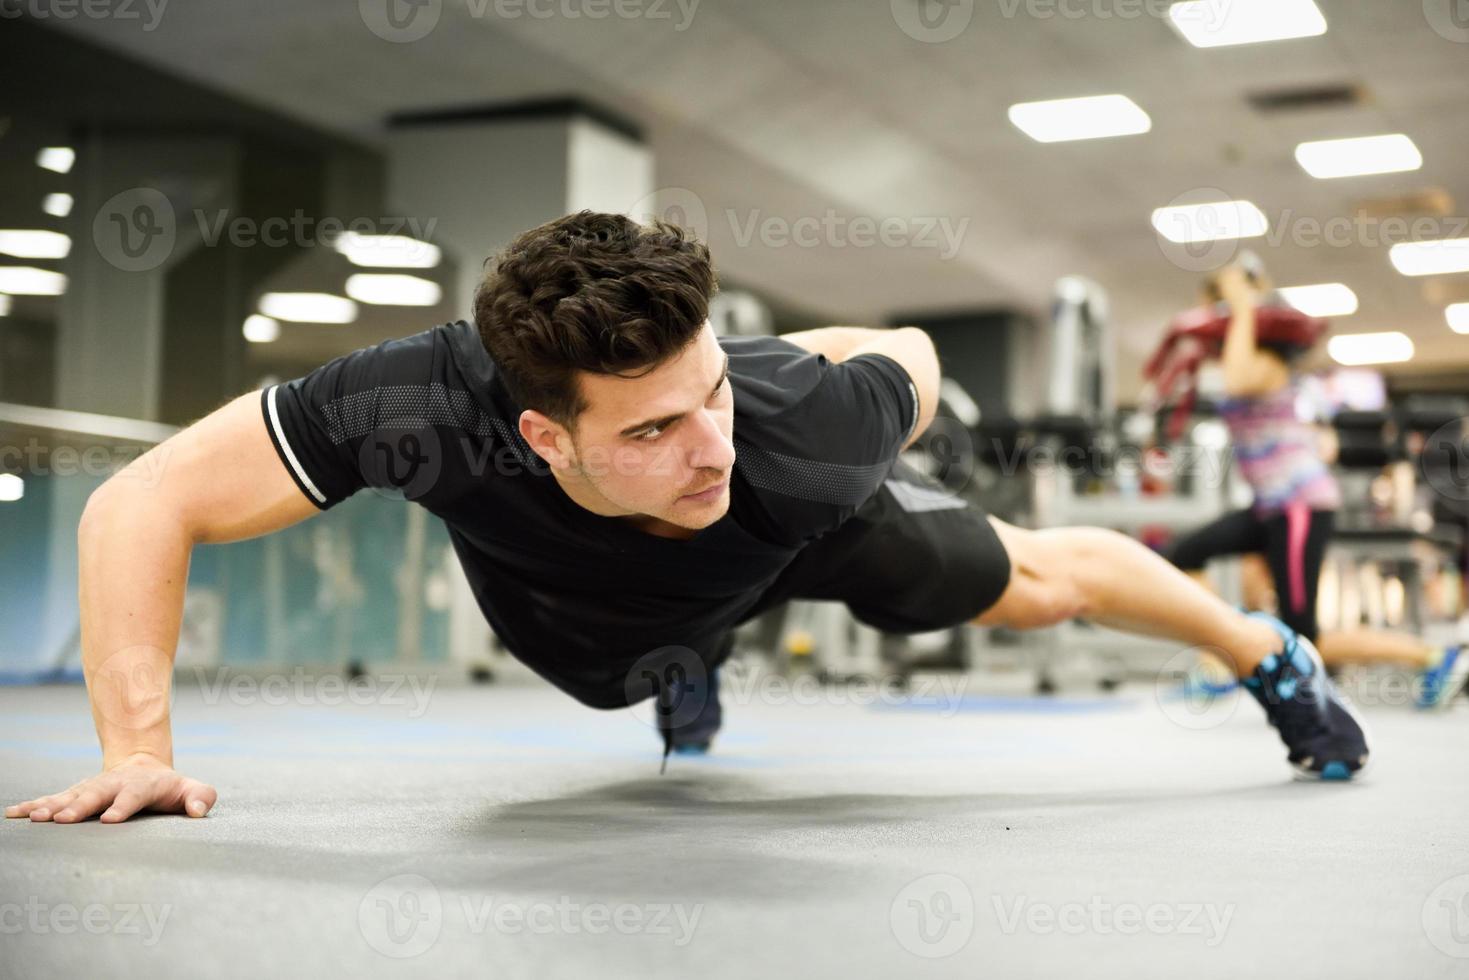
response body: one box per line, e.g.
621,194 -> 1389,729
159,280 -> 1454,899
384,101 -> 654,669
386,101 -> 653,321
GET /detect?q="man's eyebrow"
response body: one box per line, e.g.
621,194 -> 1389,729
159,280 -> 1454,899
618,354 -> 730,437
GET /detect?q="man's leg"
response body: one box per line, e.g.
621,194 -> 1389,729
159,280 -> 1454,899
973,517 -> 1371,779
974,518 -> 1281,674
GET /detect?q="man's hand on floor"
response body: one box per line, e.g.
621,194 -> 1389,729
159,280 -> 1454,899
5,753 -> 216,824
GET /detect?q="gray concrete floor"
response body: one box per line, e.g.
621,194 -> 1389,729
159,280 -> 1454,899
3,670 -> 1468,980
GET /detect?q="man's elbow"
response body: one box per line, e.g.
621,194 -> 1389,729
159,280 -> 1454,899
893,327 -> 940,444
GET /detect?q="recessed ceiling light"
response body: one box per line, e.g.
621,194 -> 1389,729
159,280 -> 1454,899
1169,0 -> 1326,48
36,147 -> 75,174
42,193 -> 74,218
332,232 -> 441,269
243,314 -> 281,343
345,274 -> 442,306
1390,239 -> 1469,277
258,292 -> 358,324
1447,304 -> 1469,335
1151,200 -> 1269,243
0,230 -> 71,260
0,474 -> 23,503
1328,331 -> 1414,366
1278,283 -> 1359,317
0,267 -> 67,295
1295,134 -> 1423,180
1007,95 -> 1152,143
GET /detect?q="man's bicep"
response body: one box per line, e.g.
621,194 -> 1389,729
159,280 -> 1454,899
113,392 -> 323,545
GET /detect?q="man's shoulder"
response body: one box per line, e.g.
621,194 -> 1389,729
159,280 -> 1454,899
722,334 -> 828,421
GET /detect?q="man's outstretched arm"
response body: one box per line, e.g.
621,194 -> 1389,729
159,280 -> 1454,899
6,391 -> 321,824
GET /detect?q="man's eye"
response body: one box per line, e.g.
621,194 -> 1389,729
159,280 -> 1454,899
637,426 -> 665,442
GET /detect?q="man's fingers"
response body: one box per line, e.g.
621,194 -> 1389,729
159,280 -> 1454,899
100,788 -> 151,824
24,791 -> 80,822
53,786 -> 114,823
181,781 -> 217,818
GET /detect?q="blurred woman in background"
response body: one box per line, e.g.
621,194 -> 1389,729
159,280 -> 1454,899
1167,263 -> 1467,710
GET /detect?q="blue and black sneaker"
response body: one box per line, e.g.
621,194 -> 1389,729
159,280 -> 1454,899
1242,613 -> 1370,781
657,666 -> 723,770
1417,646 -> 1469,711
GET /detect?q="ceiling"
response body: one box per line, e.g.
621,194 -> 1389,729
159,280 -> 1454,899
19,0 -> 1469,393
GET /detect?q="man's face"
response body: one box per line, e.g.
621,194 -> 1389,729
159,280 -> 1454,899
534,323 -> 737,532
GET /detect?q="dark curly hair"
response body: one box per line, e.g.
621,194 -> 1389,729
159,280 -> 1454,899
473,211 -> 717,429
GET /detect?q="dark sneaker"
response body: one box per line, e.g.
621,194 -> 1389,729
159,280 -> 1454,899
1417,646 -> 1469,711
1242,614 -> 1370,781
658,667 -> 722,767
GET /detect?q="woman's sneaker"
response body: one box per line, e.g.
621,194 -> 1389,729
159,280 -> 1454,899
1242,614 -> 1370,781
1417,646 -> 1469,710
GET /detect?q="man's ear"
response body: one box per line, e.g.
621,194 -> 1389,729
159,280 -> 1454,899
518,409 -> 574,468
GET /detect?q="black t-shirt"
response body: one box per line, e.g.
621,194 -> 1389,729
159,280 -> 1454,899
261,321 -> 919,707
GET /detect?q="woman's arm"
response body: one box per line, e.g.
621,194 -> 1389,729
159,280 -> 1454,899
1216,266 -> 1290,398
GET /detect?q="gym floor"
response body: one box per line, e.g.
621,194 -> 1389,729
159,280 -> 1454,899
3,672 -> 1466,979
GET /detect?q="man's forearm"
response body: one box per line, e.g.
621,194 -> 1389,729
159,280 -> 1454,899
779,326 -> 893,363
78,484 -> 190,768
